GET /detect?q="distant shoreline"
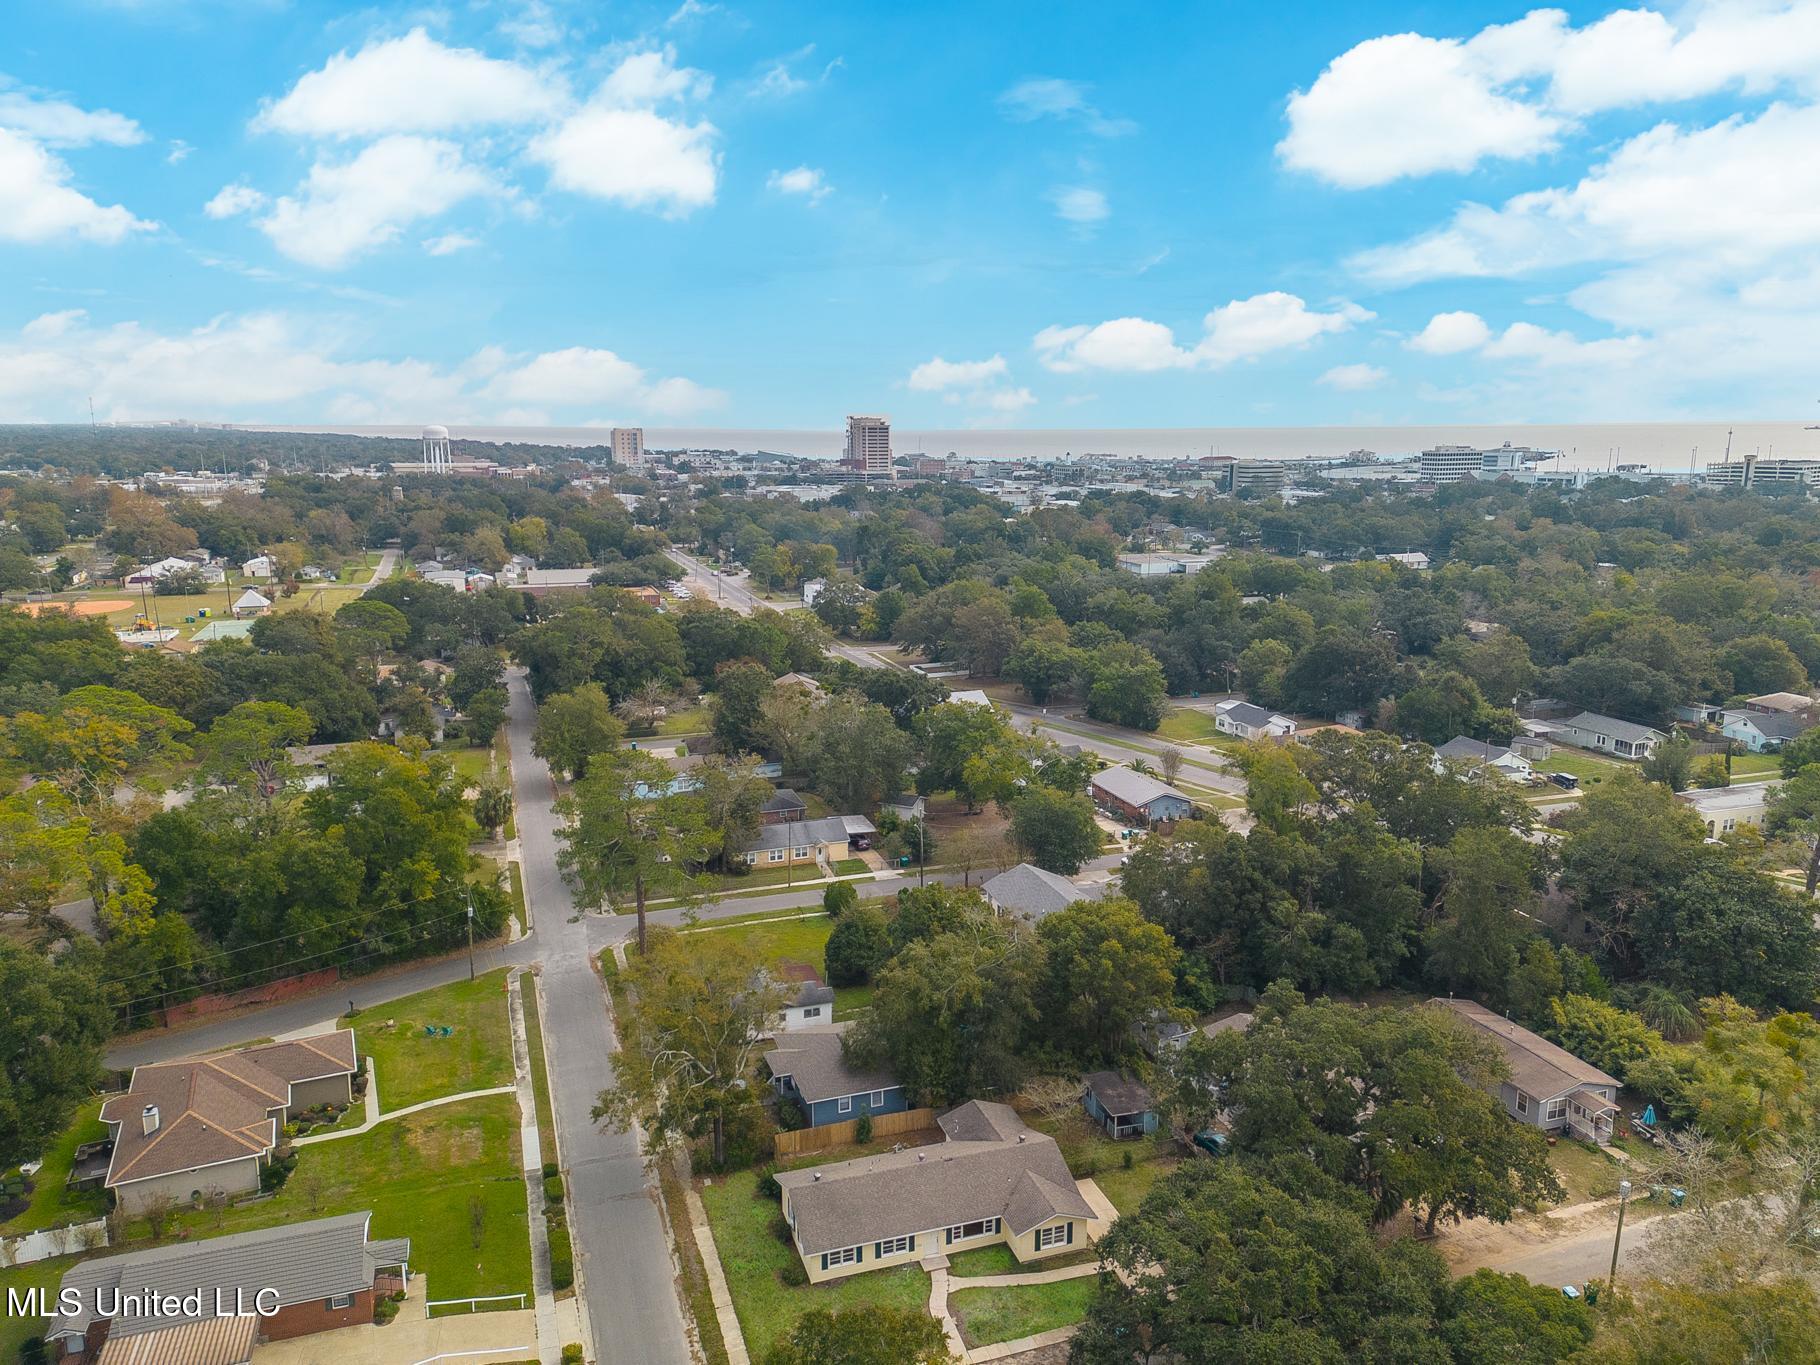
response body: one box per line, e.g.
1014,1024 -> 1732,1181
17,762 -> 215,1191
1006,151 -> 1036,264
226,419 -> 1820,470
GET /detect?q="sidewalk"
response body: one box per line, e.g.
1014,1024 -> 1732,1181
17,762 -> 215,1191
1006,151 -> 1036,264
508,967 -> 563,1365
292,1074 -> 514,1145
682,1186 -> 749,1365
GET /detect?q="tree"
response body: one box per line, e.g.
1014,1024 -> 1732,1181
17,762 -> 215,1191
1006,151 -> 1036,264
1716,633 -> 1806,697
593,928 -> 784,1169
950,596 -> 1021,677
1008,787 -> 1101,874
10,685 -> 194,813
811,578 -> 870,636
557,748 -> 717,951
1034,897 -> 1178,1065
759,687 -> 820,770
1280,627 -> 1400,717
448,644 -> 506,710
1592,1278 -> 1820,1365
1072,1161 -> 1585,1365
763,1305 -> 954,1365
533,683 -> 625,780
1424,826 -> 1541,1003
464,686 -> 508,746
1393,671 -> 1497,745
1557,771 -> 1710,969
0,937 -> 114,1167
712,658 -> 774,754
332,598 -> 411,664
846,911 -> 1040,1105
1641,733 -> 1697,791
692,753 -> 773,871
615,678 -> 675,735
1767,762 -> 1820,894
1236,742 -> 1316,834
1004,636 -> 1081,705
1157,746 -> 1184,787
822,881 -> 858,918
1081,642 -> 1167,730
198,700 -> 315,800
807,696 -> 912,811
915,702 -> 1016,812
824,904 -> 891,987
474,777 -> 513,840
1634,867 -> 1820,1010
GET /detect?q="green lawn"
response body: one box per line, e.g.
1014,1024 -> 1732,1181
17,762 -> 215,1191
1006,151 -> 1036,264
154,1095 -> 529,1303
831,859 -> 869,876
683,914 -> 873,1017
1092,1156 -> 1178,1215
1729,752 -> 1781,777
445,746 -> 499,785
1534,749 -> 1628,785
1018,1108 -> 1173,1182
0,1255 -> 77,1360
944,1243 -> 1020,1276
1,1099 -> 108,1235
521,977 -> 556,1145
696,1170 -> 931,1358
346,969 -> 515,1111
1155,708 -> 1222,744
334,551 -> 383,583
507,863 -> 528,935
658,705 -> 711,736
1549,1140 -> 1625,1205
950,1277 -> 1099,1348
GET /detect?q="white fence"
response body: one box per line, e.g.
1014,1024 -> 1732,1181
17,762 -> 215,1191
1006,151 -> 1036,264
424,1292 -> 527,1317
1,1217 -> 110,1267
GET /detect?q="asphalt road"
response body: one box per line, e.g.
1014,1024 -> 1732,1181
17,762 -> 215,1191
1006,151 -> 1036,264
1002,700 -> 1249,798
503,670 -> 693,1365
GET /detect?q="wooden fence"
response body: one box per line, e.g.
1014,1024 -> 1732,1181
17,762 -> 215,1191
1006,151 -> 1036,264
774,1107 -> 937,1158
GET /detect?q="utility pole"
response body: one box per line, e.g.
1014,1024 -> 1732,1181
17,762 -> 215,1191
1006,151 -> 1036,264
465,894 -> 476,982
918,817 -> 925,887
1607,1179 -> 1632,1292
786,815 -> 795,888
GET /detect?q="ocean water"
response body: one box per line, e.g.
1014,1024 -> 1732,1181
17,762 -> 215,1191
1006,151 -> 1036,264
243,419 -> 1820,470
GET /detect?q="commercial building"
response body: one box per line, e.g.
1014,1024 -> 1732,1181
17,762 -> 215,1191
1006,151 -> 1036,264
611,427 -> 645,467
842,415 -> 893,479
1418,443 -> 1553,484
1704,457 -> 1820,489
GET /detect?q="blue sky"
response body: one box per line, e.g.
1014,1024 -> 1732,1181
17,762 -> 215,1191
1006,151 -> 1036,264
5,0 -> 1820,429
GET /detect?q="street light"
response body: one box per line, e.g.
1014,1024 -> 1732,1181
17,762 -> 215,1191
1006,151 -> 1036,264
1607,1179 -> 1632,1292
465,894 -> 476,982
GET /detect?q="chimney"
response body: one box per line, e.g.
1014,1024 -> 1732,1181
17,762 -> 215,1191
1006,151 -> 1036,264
142,1104 -> 160,1136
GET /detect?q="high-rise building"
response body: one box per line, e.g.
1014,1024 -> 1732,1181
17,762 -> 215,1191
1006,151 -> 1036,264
1419,443 -> 1552,483
843,415 -> 893,479
610,428 -> 645,467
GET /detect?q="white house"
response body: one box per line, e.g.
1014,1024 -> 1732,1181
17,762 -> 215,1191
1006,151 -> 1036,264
242,555 -> 275,578
802,578 -> 828,606
779,980 -> 835,1031
1213,699 -> 1296,741
1379,551 -> 1431,570
1433,736 -> 1533,780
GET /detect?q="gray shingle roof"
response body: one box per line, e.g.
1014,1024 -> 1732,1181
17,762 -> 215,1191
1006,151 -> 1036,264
1221,702 -> 1281,729
1434,998 -> 1620,1100
742,816 -> 857,853
981,863 -> 1095,920
1083,1071 -> 1154,1115
1435,737 -> 1515,763
48,1211 -> 406,1341
764,1023 -> 900,1104
1091,765 -> 1189,810
762,789 -> 807,813
776,1101 -> 1093,1254
790,981 -> 836,1009
1562,712 -> 1664,744
1730,710 -> 1812,740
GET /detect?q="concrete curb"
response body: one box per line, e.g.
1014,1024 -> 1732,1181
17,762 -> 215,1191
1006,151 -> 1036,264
682,1186 -> 749,1365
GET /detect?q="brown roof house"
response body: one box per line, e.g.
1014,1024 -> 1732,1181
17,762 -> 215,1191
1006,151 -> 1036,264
99,1032 -> 358,1214
775,1100 -> 1104,1283
45,1211 -> 407,1364
1435,999 -> 1621,1144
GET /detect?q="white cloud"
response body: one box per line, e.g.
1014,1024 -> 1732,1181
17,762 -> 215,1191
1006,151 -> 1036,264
1050,186 -> 1108,225
423,231 -> 479,256
907,355 -> 1009,391
998,78 -> 1134,136
258,135 -> 494,269
1319,362 -> 1387,391
748,45 -> 833,100
254,27 -> 560,138
0,85 -> 144,146
977,386 -> 1036,414
667,0 -> 723,27
1408,310 -> 1492,354
1282,3 -> 1820,188
166,139 -> 192,164
529,50 -> 718,216
483,345 -> 723,416
0,127 -> 155,245
1354,102 -> 1820,286
0,311 -> 725,423
497,1 -> 565,49
1035,293 -> 1369,373
204,183 -> 267,219
767,165 -> 830,203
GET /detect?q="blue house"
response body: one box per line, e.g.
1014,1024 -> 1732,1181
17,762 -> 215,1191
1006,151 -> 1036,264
765,1024 -> 909,1128
1721,708 -> 1812,753
1082,1072 -> 1158,1141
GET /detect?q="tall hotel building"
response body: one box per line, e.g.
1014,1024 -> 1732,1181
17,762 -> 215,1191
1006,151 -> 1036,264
843,415 -> 894,479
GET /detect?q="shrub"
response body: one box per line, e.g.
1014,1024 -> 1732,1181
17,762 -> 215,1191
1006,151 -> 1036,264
757,1166 -> 782,1201
543,1161 -> 559,1180
770,1212 -> 793,1244
854,1108 -> 873,1144
824,904 -> 891,987
1122,1149 -> 1135,1170
775,1098 -> 806,1132
823,880 -> 858,919
779,1257 -> 809,1287
373,1297 -> 400,1325
548,1215 -> 575,1291
562,1344 -> 584,1364
544,1174 -> 565,1205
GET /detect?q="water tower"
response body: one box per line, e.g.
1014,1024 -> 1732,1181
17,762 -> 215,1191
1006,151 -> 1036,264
422,424 -> 451,474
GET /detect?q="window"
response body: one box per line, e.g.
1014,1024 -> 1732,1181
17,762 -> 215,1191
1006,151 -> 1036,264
945,1218 -> 999,1243
794,845 -> 811,858
768,848 -> 786,863
870,1089 -> 886,1107
327,1293 -> 354,1310
1545,1097 -> 1568,1123
875,1234 -> 915,1257
820,1246 -> 861,1270
801,1006 -> 823,1019
837,1096 -> 852,1115
1035,1223 -> 1072,1250
1515,1092 -> 1531,1116
745,853 -> 758,866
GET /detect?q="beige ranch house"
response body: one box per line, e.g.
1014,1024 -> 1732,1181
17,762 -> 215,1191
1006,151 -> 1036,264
100,1031 -> 358,1213
776,1100 -> 1105,1284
